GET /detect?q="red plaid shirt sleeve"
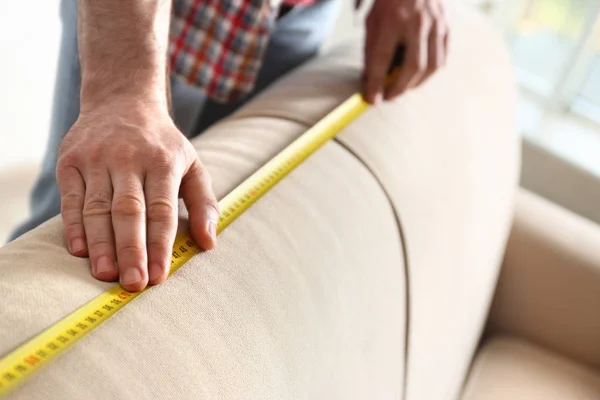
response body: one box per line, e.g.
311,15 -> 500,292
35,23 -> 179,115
168,0 -> 313,104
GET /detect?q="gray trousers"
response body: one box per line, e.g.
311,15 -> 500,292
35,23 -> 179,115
10,0 -> 340,242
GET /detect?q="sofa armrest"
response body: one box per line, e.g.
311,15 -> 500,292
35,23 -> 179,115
487,188 -> 600,369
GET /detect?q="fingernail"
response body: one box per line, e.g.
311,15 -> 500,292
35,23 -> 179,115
207,208 -> 219,241
149,263 -> 165,282
207,221 -> 217,241
121,269 -> 142,286
374,92 -> 383,105
71,238 -> 86,254
96,256 -> 115,275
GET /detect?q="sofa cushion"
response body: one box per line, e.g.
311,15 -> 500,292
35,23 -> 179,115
461,336 -> 600,400
233,5 -> 520,399
0,57 -> 406,399
488,189 -> 600,370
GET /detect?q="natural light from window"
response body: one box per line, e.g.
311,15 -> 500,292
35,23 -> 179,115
477,0 -> 600,176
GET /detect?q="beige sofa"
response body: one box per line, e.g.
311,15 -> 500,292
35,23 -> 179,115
462,189 -> 600,399
0,5 -> 527,399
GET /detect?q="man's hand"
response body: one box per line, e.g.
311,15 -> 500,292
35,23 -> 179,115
57,103 -> 219,292
362,0 -> 449,103
57,0 -> 218,292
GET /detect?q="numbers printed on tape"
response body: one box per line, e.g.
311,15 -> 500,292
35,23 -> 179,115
0,93 -> 369,396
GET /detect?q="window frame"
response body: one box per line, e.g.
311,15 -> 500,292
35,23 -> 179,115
482,0 -> 600,126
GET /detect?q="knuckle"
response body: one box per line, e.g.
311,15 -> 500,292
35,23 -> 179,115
151,149 -> 179,175
118,243 -> 144,253
56,156 -> 80,179
63,218 -> 82,230
61,192 -> 84,210
88,147 -> 105,165
415,10 -> 424,23
187,160 -> 207,180
427,0 -> 441,17
435,20 -> 447,37
421,20 -> 433,38
154,148 -> 173,164
112,193 -> 145,217
114,146 -> 138,167
87,237 -> 113,253
83,192 -> 113,217
63,220 -> 83,238
392,6 -> 411,23
147,239 -> 171,255
57,152 -> 79,169
431,0 -> 446,17
147,198 -> 177,222
117,244 -> 146,263
404,10 -> 425,28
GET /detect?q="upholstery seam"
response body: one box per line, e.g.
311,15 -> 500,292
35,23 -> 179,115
332,137 -> 411,400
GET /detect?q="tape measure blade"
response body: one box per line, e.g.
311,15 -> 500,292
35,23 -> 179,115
0,92 -> 368,397
217,93 -> 368,233
0,233 -> 198,397
0,285 -> 139,395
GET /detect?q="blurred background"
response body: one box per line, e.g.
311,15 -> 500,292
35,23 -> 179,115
1,0 -> 599,242
473,0 -> 600,225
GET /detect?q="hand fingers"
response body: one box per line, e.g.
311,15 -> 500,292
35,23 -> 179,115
145,166 -> 180,285
57,165 -> 87,257
417,14 -> 447,87
82,170 -> 118,281
443,20 -> 449,64
181,158 -> 219,251
363,11 -> 377,90
111,172 -> 148,292
364,14 -> 398,104
385,13 -> 429,100
437,1 -> 449,66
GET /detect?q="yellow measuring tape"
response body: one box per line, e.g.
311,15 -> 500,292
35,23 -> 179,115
0,93 -> 370,396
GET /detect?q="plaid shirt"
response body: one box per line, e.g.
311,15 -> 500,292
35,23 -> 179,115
169,0 -> 313,104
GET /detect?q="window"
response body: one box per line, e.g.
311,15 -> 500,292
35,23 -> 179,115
571,30 -> 600,123
479,0 -> 600,175
509,0 -> 597,96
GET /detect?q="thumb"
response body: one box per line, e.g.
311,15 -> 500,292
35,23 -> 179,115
181,158 -> 219,250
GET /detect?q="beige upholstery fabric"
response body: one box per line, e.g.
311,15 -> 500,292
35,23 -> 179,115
0,5 -> 518,399
240,6 -> 520,399
1,132 -> 406,399
461,336 -> 600,400
0,55 -> 409,400
488,189 -> 600,370
344,8 -> 519,397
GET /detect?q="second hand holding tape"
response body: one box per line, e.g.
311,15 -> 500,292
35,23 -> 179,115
0,46 -> 405,396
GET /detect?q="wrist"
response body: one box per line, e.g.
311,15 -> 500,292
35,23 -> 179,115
80,67 -> 168,113
79,93 -> 171,124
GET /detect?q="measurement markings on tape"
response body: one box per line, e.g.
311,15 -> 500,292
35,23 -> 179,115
0,93 -> 369,396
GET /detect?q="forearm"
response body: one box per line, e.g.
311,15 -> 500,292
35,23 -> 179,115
77,0 -> 171,111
